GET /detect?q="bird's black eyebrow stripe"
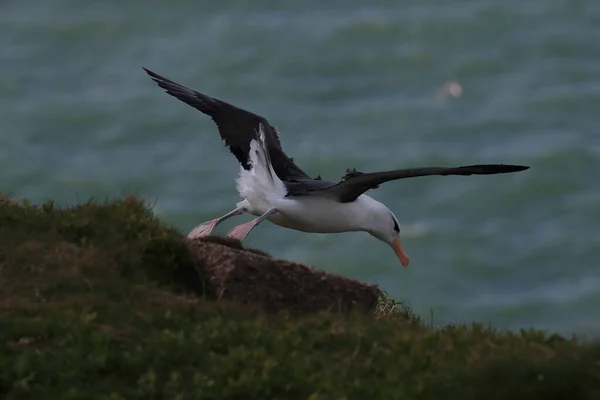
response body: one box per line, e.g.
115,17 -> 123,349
392,216 -> 399,233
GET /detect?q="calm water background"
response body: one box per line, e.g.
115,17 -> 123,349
2,0 -> 599,335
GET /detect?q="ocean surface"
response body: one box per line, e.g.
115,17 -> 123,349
2,0 -> 599,335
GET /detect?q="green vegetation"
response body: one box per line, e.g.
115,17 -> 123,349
1,193 -> 599,399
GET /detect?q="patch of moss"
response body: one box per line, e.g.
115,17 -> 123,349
1,194 -> 599,399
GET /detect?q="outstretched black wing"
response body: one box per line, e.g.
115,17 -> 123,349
294,164 -> 529,202
144,68 -> 312,181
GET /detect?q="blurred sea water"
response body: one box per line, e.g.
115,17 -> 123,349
1,0 -> 599,334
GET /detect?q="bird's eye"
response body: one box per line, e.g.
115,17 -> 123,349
392,218 -> 399,233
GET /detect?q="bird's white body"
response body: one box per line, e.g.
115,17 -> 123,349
235,130 -> 389,236
239,193 -> 384,234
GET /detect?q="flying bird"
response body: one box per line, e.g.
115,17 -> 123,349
144,68 -> 529,268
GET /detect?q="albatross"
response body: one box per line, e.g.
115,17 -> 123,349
144,68 -> 529,268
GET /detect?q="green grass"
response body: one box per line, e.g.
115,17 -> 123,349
1,193 -> 599,399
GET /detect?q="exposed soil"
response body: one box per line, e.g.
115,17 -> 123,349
187,236 -> 381,315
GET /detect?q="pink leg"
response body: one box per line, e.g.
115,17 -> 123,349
187,218 -> 220,239
187,207 -> 245,239
227,219 -> 259,241
226,208 -> 278,241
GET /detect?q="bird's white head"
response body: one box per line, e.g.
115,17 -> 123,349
365,202 -> 410,268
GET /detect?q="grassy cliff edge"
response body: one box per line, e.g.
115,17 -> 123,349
1,193 -> 599,399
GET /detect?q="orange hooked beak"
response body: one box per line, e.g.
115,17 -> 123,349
391,236 -> 410,268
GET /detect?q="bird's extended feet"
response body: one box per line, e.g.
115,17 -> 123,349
226,208 -> 278,241
187,219 -> 220,239
187,207 -> 246,239
227,219 -> 259,241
